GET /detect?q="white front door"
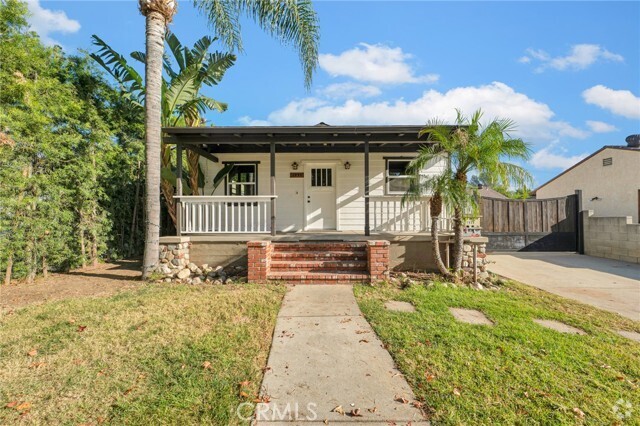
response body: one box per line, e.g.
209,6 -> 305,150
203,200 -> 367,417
304,164 -> 337,230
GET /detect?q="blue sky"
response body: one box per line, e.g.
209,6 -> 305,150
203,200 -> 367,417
26,0 -> 640,186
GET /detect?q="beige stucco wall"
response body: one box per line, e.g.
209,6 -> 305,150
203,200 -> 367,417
535,148 -> 640,223
198,152 -> 444,232
582,211 -> 640,264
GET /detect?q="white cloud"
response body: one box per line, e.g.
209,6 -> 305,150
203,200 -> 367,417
25,0 -> 81,46
585,120 -> 617,133
247,82 -> 587,143
521,44 -> 623,72
238,116 -> 271,126
318,43 -> 439,84
319,82 -> 382,99
582,85 -> 640,119
530,144 -> 588,170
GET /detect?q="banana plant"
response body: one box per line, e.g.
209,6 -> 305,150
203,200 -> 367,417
90,32 -> 235,224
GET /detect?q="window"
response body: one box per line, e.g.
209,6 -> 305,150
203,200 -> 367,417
225,163 -> 257,196
311,168 -> 332,187
603,157 -> 613,166
386,159 -> 412,194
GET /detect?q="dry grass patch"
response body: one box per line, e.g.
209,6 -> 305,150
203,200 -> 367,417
0,283 -> 285,424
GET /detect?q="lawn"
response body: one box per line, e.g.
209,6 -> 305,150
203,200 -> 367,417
0,283 -> 285,425
355,281 -> 640,425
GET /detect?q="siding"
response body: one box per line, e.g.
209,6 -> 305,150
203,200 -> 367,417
199,152 -> 445,232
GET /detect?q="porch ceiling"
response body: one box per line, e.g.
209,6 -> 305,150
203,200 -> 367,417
163,124 -> 444,153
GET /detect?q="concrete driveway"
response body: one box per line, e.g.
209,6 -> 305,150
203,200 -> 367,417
488,252 -> 640,321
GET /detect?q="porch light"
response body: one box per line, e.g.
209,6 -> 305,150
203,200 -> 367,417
291,162 -> 299,170
344,161 -> 351,170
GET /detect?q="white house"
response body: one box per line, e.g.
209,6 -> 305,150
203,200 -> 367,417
533,137 -> 640,223
158,124 -> 485,279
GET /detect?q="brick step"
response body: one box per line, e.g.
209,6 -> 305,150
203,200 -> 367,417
272,242 -> 367,252
270,260 -> 368,271
271,250 -> 366,261
267,271 -> 370,284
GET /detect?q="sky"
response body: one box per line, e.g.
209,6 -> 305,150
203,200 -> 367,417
24,0 -> 640,187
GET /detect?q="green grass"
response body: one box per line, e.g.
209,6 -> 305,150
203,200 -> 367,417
0,283 -> 286,425
355,281 -> 640,425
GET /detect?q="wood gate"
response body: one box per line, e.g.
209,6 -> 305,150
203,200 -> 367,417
480,195 -> 579,251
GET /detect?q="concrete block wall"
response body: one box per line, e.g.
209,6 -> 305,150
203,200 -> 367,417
582,211 -> 640,263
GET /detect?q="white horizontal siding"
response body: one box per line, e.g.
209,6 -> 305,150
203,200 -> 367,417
198,151 -> 445,232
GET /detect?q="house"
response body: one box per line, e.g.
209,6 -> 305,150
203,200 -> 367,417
533,135 -> 640,223
159,124 -> 490,283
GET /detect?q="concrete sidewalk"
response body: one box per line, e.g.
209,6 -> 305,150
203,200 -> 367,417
489,252 -> 640,321
257,285 -> 427,425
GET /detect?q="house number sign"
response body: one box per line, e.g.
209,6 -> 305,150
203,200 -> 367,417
290,172 -> 304,178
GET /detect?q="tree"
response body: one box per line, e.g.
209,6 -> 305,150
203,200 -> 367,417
409,109 -> 532,275
137,0 -> 320,278
403,138 -> 469,278
91,32 -> 235,225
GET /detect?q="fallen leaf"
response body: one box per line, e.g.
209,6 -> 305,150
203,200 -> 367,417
340,318 -> 351,323
5,401 -> 18,409
572,407 -> 585,418
332,405 -> 345,415
349,408 -> 363,417
453,388 -> 461,397
239,391 -> 250,398
77,325 -> 87,333
323,420 -> 328,425
359,339 -> 369,343
27,349 -> 37,357
395,395 -> 409,404
123,387 -> 134,396
239,380 -> 251,387
412,401 -> 424,409
202,361 -> 212,370
29,362 -> 46,369
600,364 -> 611,369
16,402 -> 31,411
367,406 -> 378,413
616,375 -> 625,381
425,373 -> 436,382
355,330 -> 369,334
68,319 -> 76,324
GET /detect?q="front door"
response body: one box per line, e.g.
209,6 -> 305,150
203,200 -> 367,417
305,165 -> 337,230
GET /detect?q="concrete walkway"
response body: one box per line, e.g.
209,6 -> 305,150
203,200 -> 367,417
489,252 -> 640,321
257,285 -> 427,425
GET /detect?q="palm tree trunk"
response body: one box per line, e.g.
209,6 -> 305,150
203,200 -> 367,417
141,6 -> 168,279
452,207 -> 465,272
429,194 -> 449,277
186,150 -> 200,196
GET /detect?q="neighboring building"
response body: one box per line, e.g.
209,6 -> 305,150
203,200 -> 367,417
533,136 -> 640,223
477,184 -> 507,199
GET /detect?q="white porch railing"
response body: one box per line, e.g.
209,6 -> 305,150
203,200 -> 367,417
177,196 -> 276,234
368,196 -> 455,233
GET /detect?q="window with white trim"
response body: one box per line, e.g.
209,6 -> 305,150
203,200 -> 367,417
385,159 -> 412,195
225,163 -> 257,196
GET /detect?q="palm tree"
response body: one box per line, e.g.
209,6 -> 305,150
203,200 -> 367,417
138,0 -> 319,278
91,33 -> 235,226
403,145 -> 467,278
409,109 -> 532,274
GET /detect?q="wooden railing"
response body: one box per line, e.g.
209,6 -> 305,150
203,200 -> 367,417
368,196 -> 455,233
177,196 -> 276,234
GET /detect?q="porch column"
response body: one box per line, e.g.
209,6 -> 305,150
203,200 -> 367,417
176,143 -> 183,236
364,140 -> 370,236
270,140 -> 276,236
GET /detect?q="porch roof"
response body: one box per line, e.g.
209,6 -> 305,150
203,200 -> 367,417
163,124 -> 441,153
